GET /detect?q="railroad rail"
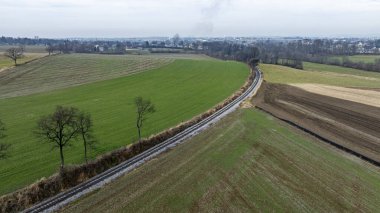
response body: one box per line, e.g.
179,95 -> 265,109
25,68 -> 262,213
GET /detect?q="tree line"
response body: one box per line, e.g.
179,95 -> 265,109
202,41 -> 302,69
44,41 -> 129,54
202,39 -> 380,72
253,39 -> 380,72
303,55 -> 380,72
0,97 -> 155,171
202,41 -> 260,67
4,36 -> 379,72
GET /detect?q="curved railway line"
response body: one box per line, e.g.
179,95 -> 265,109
24,68 -> 263,213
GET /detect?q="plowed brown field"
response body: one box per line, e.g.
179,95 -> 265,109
253,82 -> 380,162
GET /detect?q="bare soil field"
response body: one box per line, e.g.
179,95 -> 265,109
291,84 -> 380,108
253,82 -> 380,162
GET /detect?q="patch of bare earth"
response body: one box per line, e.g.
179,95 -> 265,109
253,82 -> 380,162
318,71 -> 380,82
291,83 -> 380,108
240,100 -> 254,108
354,88 -> 380,92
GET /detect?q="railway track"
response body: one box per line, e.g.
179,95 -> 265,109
24,68 -> 262,213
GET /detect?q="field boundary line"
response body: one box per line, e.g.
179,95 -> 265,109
256,107 -> 380,167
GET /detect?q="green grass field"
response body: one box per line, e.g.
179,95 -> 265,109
0,54 -> 173,98
61,109 -> 380,212
0,56 -> 249,195
329,55 -> 380,64
303,62 -> 380,78
261,62 -> 380,88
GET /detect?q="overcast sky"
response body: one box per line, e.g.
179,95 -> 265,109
1,0 -> 380,38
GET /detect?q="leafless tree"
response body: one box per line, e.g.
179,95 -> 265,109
4,46 -> 24,66
35,106 -> 79,169
76,112 -> 95,163
135,97 -> 155,142
0,119 -> 10,159
46,44 -> 55,55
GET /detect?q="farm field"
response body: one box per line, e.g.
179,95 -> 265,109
292,83 -> 380,108
260,62 -> 380,88
303,62 -> 380,79
254,82 -> 380,163
0,54 -> 173,98
329,55 -> 380,64
61,109 -> 380,212
0,55 -> 250,195
144,53 -> 216,60
259,61 -> 380,163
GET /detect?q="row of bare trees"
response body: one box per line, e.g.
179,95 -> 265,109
0,109 -> 93,166
0,97 -> 155,172
3,44 -> 59,67
35,106 -> 95,168
35,97 -> 154,169
35,97 -> 154,170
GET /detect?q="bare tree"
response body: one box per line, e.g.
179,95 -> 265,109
35,106 -> 79,169
135,97 -> 156,142
58,43 -> 64,54
4,46 -> 24,66
76,112 -> 95,163
46,44 -> 55,55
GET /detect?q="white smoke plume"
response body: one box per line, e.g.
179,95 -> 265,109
195,0 -> 231,35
